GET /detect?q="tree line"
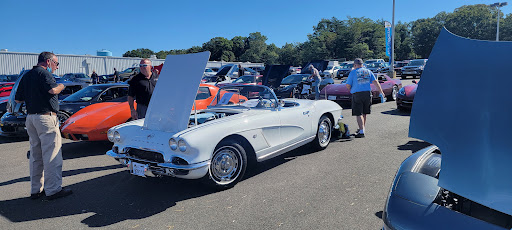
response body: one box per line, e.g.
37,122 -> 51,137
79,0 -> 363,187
123,4 -> 511,66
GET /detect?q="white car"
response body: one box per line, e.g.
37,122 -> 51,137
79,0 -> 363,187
203,68 -> 217,77
322,66 -> 341,78
106,53 -> 343,189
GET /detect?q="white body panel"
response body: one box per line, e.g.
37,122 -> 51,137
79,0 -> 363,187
108,98 -> 342,180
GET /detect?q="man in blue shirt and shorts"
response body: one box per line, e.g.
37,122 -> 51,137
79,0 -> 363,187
346,58 -> 385,138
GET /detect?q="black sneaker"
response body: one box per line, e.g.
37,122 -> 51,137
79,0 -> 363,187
30,190 -> 45,200
355,133 -> 365,138
45,188 -> 73,200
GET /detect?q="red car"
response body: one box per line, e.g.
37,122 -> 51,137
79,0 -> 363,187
396,80 -> 419,111
60,84 -> 246,141
319,73 -> 402,103
0,82 -> 15,97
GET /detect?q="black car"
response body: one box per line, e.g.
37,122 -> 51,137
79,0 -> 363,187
275,74 -> 333,99
58,83 -> 129,122
1,81 -> 127,137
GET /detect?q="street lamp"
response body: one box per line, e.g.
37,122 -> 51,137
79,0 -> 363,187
490,2 -> 508,41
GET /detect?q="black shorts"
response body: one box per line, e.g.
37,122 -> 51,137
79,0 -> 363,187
352,91 -> 371,116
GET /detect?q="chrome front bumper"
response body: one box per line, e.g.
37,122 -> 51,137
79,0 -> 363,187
106,150 -> 210,179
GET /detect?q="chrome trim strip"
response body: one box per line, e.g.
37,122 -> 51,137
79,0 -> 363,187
107,150 -> 210,170
257,136 -> 316,161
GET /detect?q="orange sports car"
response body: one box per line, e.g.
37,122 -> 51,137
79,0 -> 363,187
60,84 -> 245,141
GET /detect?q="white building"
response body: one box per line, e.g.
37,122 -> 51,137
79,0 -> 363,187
0,51 -> 264,76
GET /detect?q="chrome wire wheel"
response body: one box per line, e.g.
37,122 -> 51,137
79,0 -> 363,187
312,115 -> 332,150
210,146 -> 242,185
318,119 -> 331,147
390,85 -> 398,101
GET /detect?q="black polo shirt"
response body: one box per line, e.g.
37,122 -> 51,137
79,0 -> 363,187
15,66 -> 59,114
128,72 -> 158,106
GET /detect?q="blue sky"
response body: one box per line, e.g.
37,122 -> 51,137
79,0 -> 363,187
1,0 -> 510,57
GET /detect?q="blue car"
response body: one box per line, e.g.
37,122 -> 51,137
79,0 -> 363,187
383,28 -> 512,230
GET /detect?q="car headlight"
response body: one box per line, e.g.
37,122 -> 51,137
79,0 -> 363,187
398,87 -> 405,96
113,131 -> 121,142
169,138 -> 177,151
178,139 -> 187,152
107,129 -> 114,142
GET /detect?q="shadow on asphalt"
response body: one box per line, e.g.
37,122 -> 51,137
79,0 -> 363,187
397,140 -> 431,153
0,135 -> 28,144
0,165 -> 123,187
0,171 -> 214,227
381,109 -> 410,116
375,211 -> 383,219
0,140 -> 335,227
62,141 -> 113,160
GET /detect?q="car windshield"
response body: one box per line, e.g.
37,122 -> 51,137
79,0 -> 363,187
232,75 -> 254,83
281,74 -> 309,84
62,85 -> 106,102
396,62 -> 408,67
367,63 -> 380,68
209,85 -> 277,109
244,67 -> 257,74
408,60 -> 426,66
202,76 -> 218,83
196,87 -> 211,100
76,74 -> 87,78
122,68 -> 134,73
325,66 -> 333,70
342,64 -> 353,69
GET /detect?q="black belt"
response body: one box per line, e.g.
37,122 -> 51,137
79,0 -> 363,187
30,112 -> 56,116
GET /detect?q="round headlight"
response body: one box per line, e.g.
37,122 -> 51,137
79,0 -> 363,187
169,138 -> 177,151
178,139 -> 187,152
114,131 -> 121,142
107,129 -> 114,142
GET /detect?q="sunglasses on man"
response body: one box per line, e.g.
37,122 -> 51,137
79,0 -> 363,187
139,64 -> 151,67
51,59 -> 59,66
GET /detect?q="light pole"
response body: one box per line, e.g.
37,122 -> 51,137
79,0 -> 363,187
490,2 -> 508,41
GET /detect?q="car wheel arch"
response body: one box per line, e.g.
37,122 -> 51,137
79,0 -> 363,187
215,134 -> 256,165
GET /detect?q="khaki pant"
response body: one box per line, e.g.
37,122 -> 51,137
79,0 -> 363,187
26,114 -> 63,196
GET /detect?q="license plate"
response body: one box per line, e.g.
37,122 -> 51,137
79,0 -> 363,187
328,95 -> 337,100
404,71 -> 414,74
131,162 -> 147,177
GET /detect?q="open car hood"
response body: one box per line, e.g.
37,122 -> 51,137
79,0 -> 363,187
143,52 -> 210,133
262,65 -> 290,89
409,28 -> 512,215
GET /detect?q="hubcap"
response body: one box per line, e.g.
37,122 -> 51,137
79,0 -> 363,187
211,146 -> 240,184
392,87 -> 397,100
318,120 -> 330,145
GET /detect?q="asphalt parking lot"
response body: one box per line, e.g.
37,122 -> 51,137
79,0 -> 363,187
0,79 -> 429,230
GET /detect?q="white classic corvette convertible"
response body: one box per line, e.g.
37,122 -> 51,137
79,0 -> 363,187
106,52 -> 343,189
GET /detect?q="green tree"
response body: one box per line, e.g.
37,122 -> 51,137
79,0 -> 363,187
240,32 -> 268,62
411,15 -> 444,58
231,36 -> 247,60
278,43 -> 302,66
444,5 -> 495,40
202,37 -> 233,61
123,48 -> 155,58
